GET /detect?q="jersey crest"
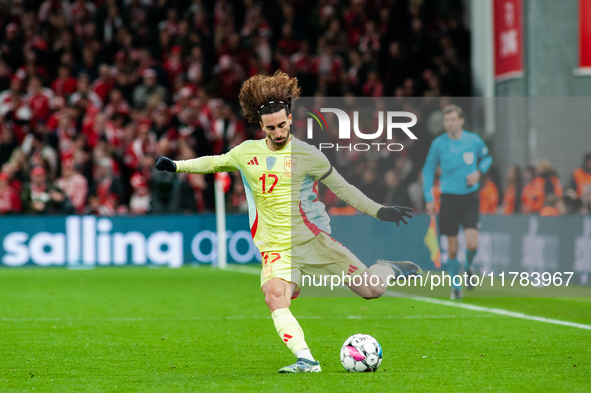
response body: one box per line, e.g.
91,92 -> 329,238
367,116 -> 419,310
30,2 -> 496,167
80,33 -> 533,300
284,156 -> 297,172
463,151 -> 474,165
266,156 -> 276,171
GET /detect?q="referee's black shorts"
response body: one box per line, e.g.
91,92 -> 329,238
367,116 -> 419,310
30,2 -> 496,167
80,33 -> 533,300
439,191 -> 480,237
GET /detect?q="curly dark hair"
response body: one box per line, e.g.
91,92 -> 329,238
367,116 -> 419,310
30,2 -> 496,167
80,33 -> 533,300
238,70 -> 301,123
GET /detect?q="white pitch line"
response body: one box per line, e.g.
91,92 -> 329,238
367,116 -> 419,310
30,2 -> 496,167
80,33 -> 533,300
226,265 -> 591,332
384,293 -> 591,331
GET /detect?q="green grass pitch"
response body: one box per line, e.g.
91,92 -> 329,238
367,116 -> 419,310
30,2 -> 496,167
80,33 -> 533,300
1,266 -> 590,392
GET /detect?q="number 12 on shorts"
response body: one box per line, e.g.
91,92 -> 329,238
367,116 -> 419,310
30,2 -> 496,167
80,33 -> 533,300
262,252 -> 281,265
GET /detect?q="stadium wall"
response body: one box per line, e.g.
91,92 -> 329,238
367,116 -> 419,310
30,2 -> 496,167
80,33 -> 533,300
494,0 -> 591,97
472,0 -> 591,182
1,215 -> 590,286
517,0 -> 591,182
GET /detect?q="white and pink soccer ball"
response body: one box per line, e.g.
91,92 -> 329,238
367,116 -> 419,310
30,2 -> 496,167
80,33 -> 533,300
340,334 -> 383,372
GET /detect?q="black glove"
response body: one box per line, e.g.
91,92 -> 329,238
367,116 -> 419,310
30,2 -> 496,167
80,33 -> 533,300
155,157 -> 177,172
377,206 -> 414,226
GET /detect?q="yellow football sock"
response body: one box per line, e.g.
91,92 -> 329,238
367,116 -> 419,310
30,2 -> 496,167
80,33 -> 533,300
271,308 -> 309,357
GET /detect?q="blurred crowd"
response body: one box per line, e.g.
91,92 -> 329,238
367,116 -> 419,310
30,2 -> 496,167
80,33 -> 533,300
0,0 -> 587,218
471,154 -> 591,217
0,0 -> 472,215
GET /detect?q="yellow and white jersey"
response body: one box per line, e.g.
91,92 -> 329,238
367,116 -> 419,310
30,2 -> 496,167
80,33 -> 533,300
175,136 -> 336,252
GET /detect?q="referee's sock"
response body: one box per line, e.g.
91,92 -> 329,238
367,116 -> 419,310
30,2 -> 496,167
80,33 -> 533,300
464,250 -> 477,271
447,258 -> 461,290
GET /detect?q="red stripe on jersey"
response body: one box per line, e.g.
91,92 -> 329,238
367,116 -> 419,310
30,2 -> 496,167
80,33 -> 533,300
251,210 -> 259,238
254,157 -> 259,165
299,202 -> 321,236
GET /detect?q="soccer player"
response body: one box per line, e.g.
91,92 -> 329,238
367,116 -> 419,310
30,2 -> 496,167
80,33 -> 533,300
155,71 -> 419,373
422,104 -> 492,300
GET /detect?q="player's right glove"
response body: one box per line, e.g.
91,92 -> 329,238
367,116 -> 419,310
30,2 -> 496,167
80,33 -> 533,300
377,206 -> 414,226
155,157 -> 177,172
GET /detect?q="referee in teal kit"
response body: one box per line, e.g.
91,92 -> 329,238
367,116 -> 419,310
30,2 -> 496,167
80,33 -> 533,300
422,104 -> 493,299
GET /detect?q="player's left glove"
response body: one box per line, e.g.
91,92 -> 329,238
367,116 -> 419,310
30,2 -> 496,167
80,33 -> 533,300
377,206 -> 414,226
